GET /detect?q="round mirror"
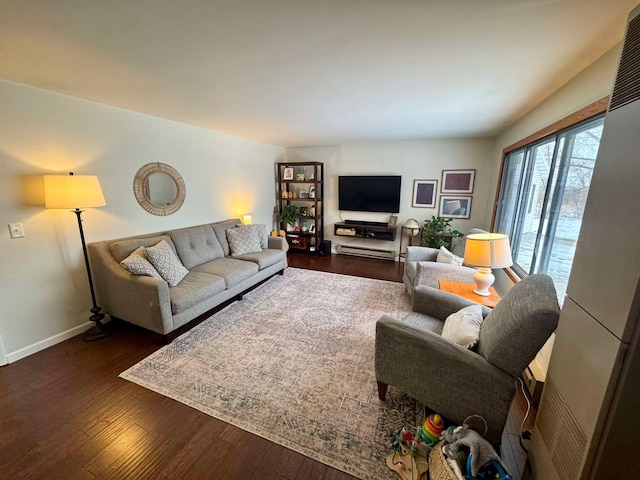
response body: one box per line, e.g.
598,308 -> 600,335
133,163 -> 186,216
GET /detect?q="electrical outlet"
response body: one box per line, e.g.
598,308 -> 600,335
8,223 -> 25,239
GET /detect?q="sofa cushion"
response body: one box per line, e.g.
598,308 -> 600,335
191,257 -> 259,288
169,271 -> 226,314
169,224 -> 224,269
109,234 -> 174,263
120,246 -> 162,279
441,304 -> 483,349
226,226 -> 263,256
212,219 -> 241,257
145,240 -> 189,287
236,223 -> 269,249
234,248 -> 286,269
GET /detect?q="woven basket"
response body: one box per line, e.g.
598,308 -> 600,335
428,442 -> 457,480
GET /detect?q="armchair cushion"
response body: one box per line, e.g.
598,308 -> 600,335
436,246 -> 464,266
442,304 -> 484,349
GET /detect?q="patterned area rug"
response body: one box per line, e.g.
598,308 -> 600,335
120,268 -> 420,479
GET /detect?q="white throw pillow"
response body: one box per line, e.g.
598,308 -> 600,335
226,226 -> 263,256
441,304 -> 484,349
145,240 -> 189,287
120,246 -> 162,279
436,246 -> 464,266
235,223 -> 268,249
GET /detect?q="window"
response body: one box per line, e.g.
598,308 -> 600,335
495,114 -> 605,301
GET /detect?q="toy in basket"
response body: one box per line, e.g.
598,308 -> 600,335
429,415 -> 511,480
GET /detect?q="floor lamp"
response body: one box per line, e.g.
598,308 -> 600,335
44,173 -> 112,341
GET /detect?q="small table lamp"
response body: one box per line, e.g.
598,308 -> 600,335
463,233 -> 513,296
242,214 -> 252,225
44,173 -> 110,341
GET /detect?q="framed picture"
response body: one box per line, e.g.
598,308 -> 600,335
439,195 -> 472,219
388,215 -> 398,227
412,179 -> 438,208
283,167 -> 294,180
309,186 -> 316,198
296,173 -> 305,181
299,206 -> 308,216
441,169 -> 475,194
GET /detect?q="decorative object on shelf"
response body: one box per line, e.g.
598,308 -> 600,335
133,162 -> 186,216
441,169 -> 475,194
309,206 -> 315,217
388,215 -> 398,227
463,233 -> 513,296
292,191 -> 298,199
309,186 -> 315,198
281,190 -> 288,199
301,221 -> 308,232
296,173 -> 305,181
283,167 -> 294,180
412,179 -> 438,208
421,216 -> 462,250
278,204 -> 299,231
307,172 -> 314,180
439,196 -> 472,219
310,224 -> 316,233
44,172 -> 111,341
288,191 -> 293,198
242,214 -> 252,224
299,207 -> 308,216
300,191 -> 308,198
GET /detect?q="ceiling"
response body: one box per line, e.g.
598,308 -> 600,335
0,0 -> 636,147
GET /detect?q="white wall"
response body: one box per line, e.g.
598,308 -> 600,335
287,139 -> 495,255
0,80 -> 283,362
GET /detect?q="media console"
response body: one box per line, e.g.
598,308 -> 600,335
334,221 -> 397,241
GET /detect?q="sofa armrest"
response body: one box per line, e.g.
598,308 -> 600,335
406,246 -> 439,263
268,235 -> 287,251
375,314 -> 514,444
88,242 -> 174,334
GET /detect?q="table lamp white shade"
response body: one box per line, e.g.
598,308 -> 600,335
463,233 -> 513,296
44,174 -> 106,209
242,214 -> 252,224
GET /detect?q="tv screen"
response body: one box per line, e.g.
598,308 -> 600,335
338,175 -> 402,213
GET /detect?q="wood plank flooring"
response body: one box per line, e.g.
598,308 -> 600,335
0,251 -> 534,479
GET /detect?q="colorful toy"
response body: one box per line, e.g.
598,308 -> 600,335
419,413 -> 445,446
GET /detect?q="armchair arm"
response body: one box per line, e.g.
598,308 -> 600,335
406,246 -> 439,263
268,235 -> 287,251
414,261 -> 477,289
375,315 -> 514,445
411,285 -> 492,320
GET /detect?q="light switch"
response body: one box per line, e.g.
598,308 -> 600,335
8,223 -> 25,239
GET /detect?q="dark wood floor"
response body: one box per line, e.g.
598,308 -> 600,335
0,252 -> 534,479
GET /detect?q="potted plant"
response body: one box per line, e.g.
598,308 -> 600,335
278,204 -> 299,231
421,216 -> 463,250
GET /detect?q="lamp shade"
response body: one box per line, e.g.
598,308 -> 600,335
464,233 -> 513,268
44,174 -> 106,209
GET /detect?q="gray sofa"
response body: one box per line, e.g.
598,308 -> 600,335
88,219 -> 287,338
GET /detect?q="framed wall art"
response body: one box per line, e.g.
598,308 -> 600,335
439,195 -> 472,219
441,169 -> 475,194
412,179 -> 438,208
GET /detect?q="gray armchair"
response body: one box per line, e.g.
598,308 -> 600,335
375,274 -> 560,446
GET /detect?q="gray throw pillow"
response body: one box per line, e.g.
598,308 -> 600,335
226,226 -> 263,256
120,246 -> 162,279
145,240 -> 189,287
235,223 -> 268,249
441,304 -> 484,349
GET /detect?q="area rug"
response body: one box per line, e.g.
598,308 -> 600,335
120,268 -> 421,479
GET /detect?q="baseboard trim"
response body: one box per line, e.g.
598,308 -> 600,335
6,321 -> 93,364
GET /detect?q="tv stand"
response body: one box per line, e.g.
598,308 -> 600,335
344,220 -> 389,227
334,222 -> 396,241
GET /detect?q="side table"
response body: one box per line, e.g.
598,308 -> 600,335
438,280 -> 501,308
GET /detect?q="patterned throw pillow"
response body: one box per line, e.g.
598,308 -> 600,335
235,223 -> 268,249
145,240 -> 189,287
226,226 -> 263,256
436,246 -> 464,266
441,304 -> 484,349
120,246 -> 163,279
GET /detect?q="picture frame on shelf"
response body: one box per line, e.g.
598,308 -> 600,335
300,191 -> 308,198
388,215 -> 398,227
299,207 -> 308,216
441,169 -> 475,194
412,179 -> 438,208
309,186 -> 316,198
439,195 -> 472,219
309,224 -> 316,233
283,167 -> 294,180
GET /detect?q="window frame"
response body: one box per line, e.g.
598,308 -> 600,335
491,96 -> 609,283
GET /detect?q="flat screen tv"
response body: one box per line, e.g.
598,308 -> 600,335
338,175 -> 401,213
